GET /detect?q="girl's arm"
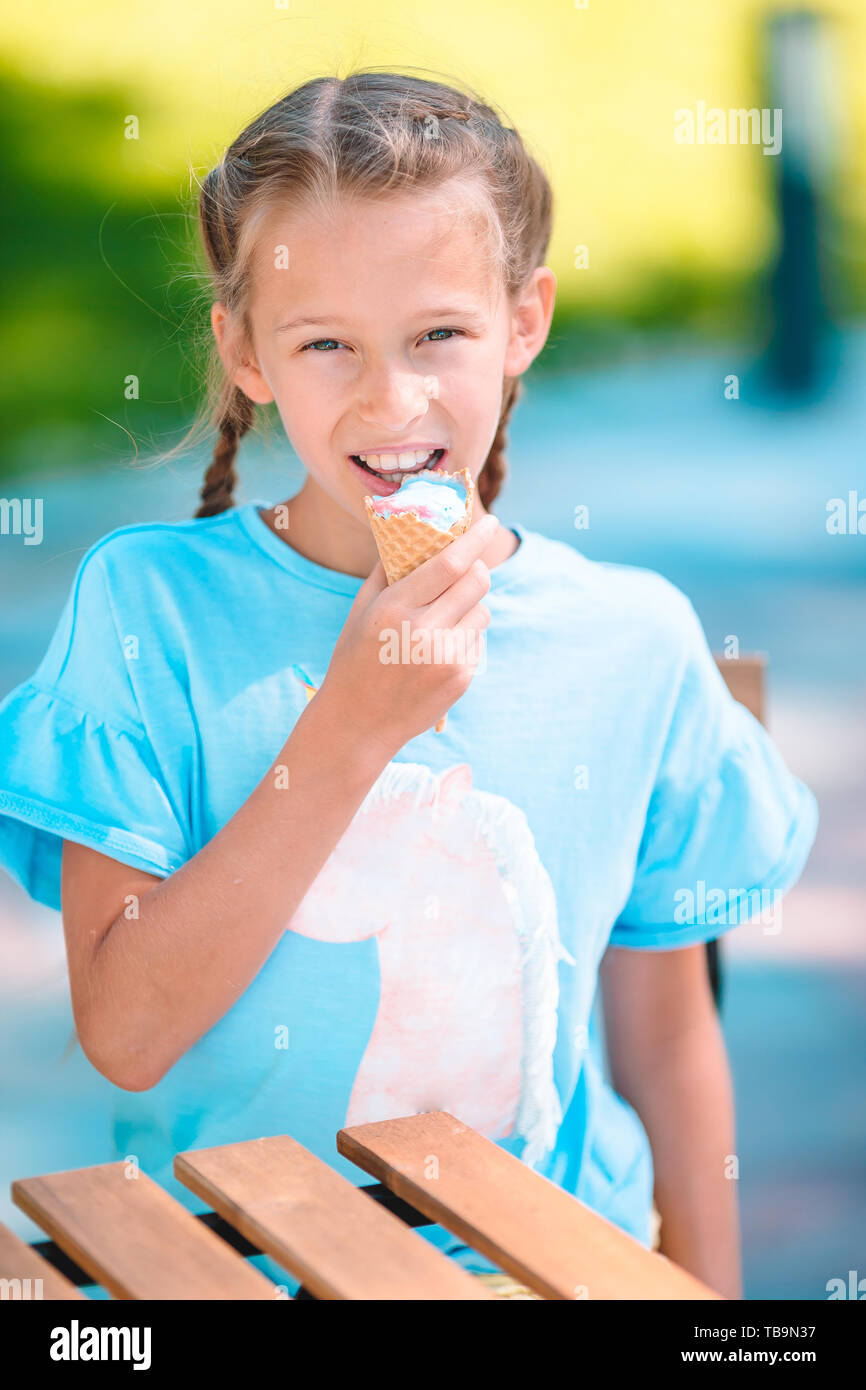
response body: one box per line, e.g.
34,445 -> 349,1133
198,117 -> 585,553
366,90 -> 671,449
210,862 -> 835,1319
63,689 -> 387,1091
599,942 -> 744,1300
61,520 -> 496,1092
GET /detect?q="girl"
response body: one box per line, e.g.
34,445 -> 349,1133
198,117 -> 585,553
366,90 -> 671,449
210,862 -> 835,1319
0,72 -> 818,1301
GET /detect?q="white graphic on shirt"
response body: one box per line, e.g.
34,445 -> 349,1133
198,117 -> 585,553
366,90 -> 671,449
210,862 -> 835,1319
287,760 -> 576,1167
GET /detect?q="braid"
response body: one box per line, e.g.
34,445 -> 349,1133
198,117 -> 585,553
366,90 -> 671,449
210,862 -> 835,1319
194,386 -> 255,518
477,376 -> 521,511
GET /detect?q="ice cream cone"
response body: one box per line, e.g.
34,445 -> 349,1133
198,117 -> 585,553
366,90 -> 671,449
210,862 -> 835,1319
364,468 -> 474,583
364,467 -> 474,735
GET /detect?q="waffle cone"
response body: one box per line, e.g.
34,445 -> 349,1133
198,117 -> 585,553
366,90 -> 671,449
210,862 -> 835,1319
363,468 -> 474,584
364,468 -> 475,734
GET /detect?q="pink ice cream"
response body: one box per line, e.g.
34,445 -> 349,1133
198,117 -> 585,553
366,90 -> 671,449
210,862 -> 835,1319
366,470 -> 467,531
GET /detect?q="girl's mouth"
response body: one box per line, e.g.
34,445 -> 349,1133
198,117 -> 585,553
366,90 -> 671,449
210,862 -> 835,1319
348,447 -> 446,495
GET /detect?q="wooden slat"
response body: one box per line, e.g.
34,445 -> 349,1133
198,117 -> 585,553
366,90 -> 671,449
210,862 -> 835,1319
714,652 -> 766,726
174,1135 -> 494,1300
12,1164 -> 276,1300
338,1111 -> 723,1301
0,1223 -> 85,1300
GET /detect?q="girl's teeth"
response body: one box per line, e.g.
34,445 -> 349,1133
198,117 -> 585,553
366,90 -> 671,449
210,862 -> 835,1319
357,448 -> 437,472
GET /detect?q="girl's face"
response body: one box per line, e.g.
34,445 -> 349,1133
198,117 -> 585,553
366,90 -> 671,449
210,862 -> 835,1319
214,178 -> 554,536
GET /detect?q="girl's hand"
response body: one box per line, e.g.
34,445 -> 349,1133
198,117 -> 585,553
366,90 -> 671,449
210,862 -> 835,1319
317,514 -> 497,760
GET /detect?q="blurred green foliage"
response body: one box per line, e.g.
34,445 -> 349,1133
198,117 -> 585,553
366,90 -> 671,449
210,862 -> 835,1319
0,64 -> 208,478
0,50 -> 861,480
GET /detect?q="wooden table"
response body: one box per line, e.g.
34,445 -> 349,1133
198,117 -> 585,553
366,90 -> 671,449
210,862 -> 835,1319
3,1111 -> 721,1300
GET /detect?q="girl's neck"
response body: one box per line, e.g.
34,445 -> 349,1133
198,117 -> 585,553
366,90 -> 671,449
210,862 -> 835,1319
259,478 -> 520,579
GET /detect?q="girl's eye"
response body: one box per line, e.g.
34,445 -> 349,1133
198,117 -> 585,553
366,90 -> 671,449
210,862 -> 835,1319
300,329 -> 462,351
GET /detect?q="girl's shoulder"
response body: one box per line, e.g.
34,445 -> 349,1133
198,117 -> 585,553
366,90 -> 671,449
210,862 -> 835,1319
51,507 -> 260,674
71,506 -> 266,631
516,527 -> 698,642
82,506 -> 245,579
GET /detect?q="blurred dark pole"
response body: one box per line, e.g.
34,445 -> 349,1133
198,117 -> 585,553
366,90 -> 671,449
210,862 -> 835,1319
763,10 -> 837,396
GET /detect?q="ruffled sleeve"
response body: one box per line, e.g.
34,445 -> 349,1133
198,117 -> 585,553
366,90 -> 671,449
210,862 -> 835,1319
0,547 -> 190,910
609,597 -> 819,951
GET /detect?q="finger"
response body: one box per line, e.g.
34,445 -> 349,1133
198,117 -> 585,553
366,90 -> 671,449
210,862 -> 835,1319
456,602 -> 491,632
397,514 -> 498,607
424,559 -> 490,630
406,608 -> 488,671
452,606 -> 489,670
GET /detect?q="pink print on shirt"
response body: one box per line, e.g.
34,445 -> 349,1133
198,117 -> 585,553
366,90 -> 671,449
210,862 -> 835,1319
287,759 -> 576,1167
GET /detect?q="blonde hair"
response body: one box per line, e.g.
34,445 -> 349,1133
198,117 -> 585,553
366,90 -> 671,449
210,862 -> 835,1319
184,70 -> 553,517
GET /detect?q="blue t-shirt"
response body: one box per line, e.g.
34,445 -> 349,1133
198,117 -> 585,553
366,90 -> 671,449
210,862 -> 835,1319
0,499 -> 818,1289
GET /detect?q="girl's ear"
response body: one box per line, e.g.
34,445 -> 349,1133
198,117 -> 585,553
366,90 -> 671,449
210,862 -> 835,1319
210,301 -> 275,405
502,266 -> 557,378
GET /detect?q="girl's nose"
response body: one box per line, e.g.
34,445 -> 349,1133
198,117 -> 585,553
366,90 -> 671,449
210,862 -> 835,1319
356,366 -> 433,432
